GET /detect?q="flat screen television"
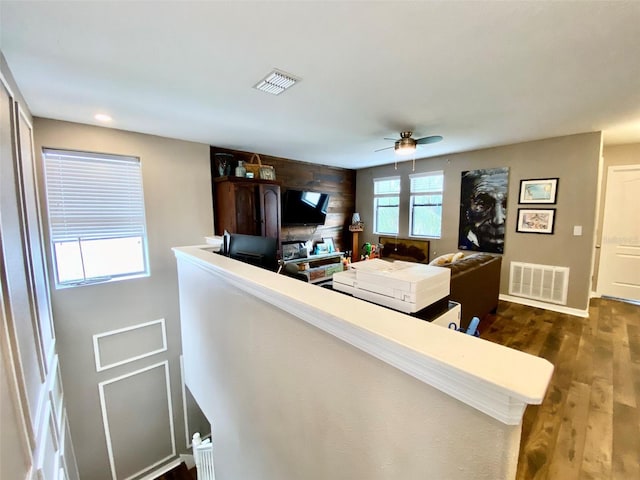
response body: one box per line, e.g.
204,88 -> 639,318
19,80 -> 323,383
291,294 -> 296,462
225,233 -> 278,271
281,189 -> 330,226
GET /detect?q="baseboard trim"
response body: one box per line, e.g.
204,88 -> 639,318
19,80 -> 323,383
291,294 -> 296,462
499,294 -> 589,318
135,458 -> 182,480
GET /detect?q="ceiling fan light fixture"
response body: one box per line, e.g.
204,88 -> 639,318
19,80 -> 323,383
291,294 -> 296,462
254,69 -> 300,95
395,145 -> 416,155
375,130 -> 442,155
394,137 -> 417,155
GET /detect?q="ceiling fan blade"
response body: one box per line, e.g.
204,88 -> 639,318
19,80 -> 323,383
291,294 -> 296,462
383,137 -> 398,141
374,146 -> 394,152
416,135 -> 443,145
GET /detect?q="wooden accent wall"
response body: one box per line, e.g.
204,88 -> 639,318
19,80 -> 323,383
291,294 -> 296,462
211,147 -> 356,253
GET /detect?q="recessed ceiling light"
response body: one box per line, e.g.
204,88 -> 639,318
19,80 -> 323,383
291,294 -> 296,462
94,113 -> 112,122
254,69 -> 300,95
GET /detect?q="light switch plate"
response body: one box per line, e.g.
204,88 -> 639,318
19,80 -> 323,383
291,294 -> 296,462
573,225 -> 582,236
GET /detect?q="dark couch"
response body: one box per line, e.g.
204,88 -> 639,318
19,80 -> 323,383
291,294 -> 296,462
439,253 -> 502,329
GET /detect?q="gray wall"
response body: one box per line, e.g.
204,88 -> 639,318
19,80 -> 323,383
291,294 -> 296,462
33,119 -> 213,479
356,132 -> 602,311
594,142 -> 640,289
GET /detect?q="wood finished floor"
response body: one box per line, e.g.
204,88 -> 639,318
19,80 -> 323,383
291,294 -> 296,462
480,297 -> 640,480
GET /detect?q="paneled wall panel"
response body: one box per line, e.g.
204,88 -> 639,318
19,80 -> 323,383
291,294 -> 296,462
17,107 -> 55,367
1,64 -> 79,480
2,71 -> 40,451
61,412 -> 80,480
93,319 -> 167,372
99,361 -> 175,480
0,332 -> 30,479
35,404 -> 59,480
49,356 -> 64,433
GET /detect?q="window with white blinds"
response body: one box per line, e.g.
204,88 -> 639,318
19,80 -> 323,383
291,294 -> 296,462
373,176 -> 400,235
409,171 -> 443,238
42,149 -> 149,286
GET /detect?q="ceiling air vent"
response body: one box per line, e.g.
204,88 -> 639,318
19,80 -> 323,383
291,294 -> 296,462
254,69 -> 299,95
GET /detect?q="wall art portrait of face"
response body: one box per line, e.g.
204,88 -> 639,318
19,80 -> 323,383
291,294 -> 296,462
458,167 -> 509,254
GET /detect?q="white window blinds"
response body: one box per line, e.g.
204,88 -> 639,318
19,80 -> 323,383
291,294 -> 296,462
409,171 -> 443,238
373,176 -> 401,235
43,149 -> 146,243
42,149 -> 149,286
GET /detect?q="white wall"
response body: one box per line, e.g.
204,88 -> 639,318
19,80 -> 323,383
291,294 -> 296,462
33,119 -> 213,479
177,247 -> 553,480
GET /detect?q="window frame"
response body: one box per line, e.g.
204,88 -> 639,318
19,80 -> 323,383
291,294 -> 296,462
409,171 -> 444,239
42,148 -> 150,288
373,176 -> 401,235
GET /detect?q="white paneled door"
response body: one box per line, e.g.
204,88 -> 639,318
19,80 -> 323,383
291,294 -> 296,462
598,165 -> 640,302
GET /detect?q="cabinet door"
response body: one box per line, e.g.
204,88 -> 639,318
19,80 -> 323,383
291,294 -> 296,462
259,184 -> 281,243
214,180 -> 236,234
234,183 -> 259,235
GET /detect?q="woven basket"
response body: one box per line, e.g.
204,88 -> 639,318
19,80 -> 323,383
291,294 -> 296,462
246,154 -> 276,180
245,153 -> 262,177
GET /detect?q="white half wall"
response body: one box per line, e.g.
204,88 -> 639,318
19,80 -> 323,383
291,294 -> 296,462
176,246 -> 554,480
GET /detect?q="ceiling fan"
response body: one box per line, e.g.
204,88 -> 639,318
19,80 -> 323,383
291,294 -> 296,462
375,131 -> 443,155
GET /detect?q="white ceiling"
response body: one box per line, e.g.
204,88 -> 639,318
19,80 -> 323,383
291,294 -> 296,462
1,1 -> 639,169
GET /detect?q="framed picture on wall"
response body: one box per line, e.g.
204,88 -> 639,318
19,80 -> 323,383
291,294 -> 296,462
516,208 -> 556,234
459,167 -> 509,254
519,178 -> 559,204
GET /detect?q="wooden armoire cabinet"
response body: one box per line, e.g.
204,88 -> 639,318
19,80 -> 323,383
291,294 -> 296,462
213,176 -> 281,246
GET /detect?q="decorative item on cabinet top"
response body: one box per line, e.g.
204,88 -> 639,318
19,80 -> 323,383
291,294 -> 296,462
235,160 -> 246,178
246,153 -> 276,180
214,152 -> 233,177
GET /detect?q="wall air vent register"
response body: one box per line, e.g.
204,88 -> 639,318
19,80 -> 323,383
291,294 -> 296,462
509,261 -> 569,305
